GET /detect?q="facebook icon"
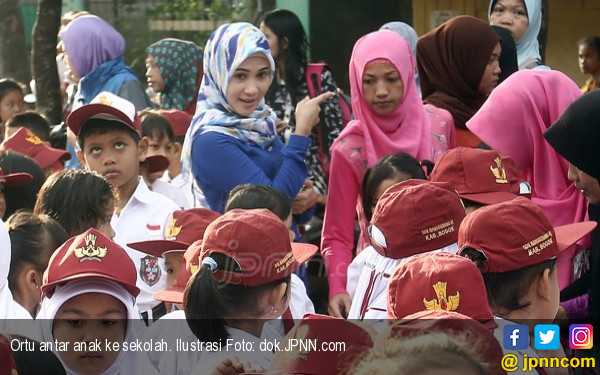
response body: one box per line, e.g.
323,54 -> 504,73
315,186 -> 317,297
503,324 -> 529,350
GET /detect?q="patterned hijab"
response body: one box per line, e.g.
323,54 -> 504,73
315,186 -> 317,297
146,38 -> 202,110
182,23 -> 278,173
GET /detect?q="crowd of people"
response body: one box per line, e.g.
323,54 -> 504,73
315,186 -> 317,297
1,0 -> 600,373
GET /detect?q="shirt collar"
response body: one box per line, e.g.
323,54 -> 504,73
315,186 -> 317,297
131,178 -> 154,205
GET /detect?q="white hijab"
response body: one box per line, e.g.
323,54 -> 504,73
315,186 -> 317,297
0,218 -> 33,324
489,0 -> 549,70
37,279 -> 157,375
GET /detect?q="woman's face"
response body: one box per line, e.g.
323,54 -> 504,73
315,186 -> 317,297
145,55 -> 165,93
568,163 -> 600,204
226,54 -> 273,117
579,44 -> 600,76
362,59 -> 404,116
0,90 -> 24,123
63,52 -> 81,82
53,293 -> 127,375
478,42 -> 502,96
489,0 -> 529,42
259,22 -> 280,59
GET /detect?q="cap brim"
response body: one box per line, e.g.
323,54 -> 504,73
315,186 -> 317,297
67,103 -> 135,136
43,273 -> 140,298
555,221 -> 597,252
127,240 -> 189,257
35,147 -> 71,169
0,172 -> 32,187
291,243 -> 318,264
154,287 -> 184,304
461,191 -> 519,206
142,155 -> 170,174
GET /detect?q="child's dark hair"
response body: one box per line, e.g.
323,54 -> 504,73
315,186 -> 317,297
0,152 -> 46,220
362,153 -> 427,221
461,248 -> 557,312
184,252 -> 291,343
33,169 -> 115,236
7,212 -> 68,293
140,110 -> 179,143
578,36 -> 600,55
6,111 -> 51,141
225,184 -> 291,221
0,78 -> 25,102
78,118 -> 140,150
261,9 -> 308,101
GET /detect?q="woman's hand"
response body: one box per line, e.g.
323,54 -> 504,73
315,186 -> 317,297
292,180 -> 321,214
294,92 -> 336,137
328,292 -> 352,318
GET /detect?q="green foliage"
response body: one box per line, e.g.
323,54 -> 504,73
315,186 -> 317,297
146,0 -> 253,22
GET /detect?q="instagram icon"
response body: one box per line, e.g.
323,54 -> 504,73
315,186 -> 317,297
569,324 -> 593,350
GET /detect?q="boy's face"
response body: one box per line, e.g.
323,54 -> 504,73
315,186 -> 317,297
78,129 -> 146,190
164,252 -> 185,288
53,293 -> 127,375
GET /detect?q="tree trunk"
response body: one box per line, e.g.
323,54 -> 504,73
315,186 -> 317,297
0,0 -> 30,82
32,0 -> 63,124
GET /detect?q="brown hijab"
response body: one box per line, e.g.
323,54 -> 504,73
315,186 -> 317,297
417,16 -> 499,130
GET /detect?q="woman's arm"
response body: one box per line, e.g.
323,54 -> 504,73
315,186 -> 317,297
192,132 -> 310,203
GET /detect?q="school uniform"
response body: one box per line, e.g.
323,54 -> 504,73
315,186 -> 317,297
151,178 -> 192,209
111,177 -> 179,314
159,170 -> 207,208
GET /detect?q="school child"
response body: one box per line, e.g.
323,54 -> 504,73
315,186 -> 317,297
140,110 -> 198,208
184,209 -> 318,372
4,111 -> 51,141
37,228 -> 158,375
7,212 -> 68,317
430,147 -> 531,213
66,91 -> 179,320
458,197 -> 596,372
270,314 -> 374,375
0,152 -> 45,221
0,166 -> 32,220
2,127 -> 71,174
347,179 -> 466,319
0,79 -> 25,138
128,208 -> 220,314
33,169 -> 115,237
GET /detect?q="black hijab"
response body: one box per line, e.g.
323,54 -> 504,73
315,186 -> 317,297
491,26 -> 518,83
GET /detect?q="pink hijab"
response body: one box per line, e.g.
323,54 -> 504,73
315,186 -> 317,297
336,30 -> 432,167
467,70 -> 587,286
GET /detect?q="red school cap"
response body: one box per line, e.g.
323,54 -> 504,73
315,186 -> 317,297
387,252 -> 494,326
1,128 -> 70,170
42,228 -> 139,298
430,147 -> 530,205
388,310 -> 504,375
128,208 -> 220,257
66,91 -> 140,137
279,314 -> 374,375
0,167 -> 32,187
142,154 -> 170,175
368,179 -> 466,259
195,209 -> 318,286
458,197 -> 597,273
156,109 -> 192,137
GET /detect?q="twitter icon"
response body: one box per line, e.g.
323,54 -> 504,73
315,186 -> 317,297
534,324 -> 560,350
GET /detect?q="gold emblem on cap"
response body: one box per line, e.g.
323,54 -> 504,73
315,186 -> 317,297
164,216 -> 182,240
98,93 -> 112,106
423,281 -> 460,311
74,233 -> 108,262
490,157 -> 508,184
25,130 -> 43,145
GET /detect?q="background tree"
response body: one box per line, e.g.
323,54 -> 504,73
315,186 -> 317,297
0,0 -> 30,82
32,0 -> 63,124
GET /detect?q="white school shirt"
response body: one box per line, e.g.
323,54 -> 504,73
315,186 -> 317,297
151,179 -> 192,209
347,244 -> 459,320
160,170 -> 208,208
111,178 -> 179,313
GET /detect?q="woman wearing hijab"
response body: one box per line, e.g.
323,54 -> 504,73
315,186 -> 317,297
545,91 -> 600,321
36,228 -> 157,375
182,23 -> 332,213
321,30 -> 432,318
59,15 -> 151,110
492,26 -> 519,82
489,0 -> 550,70
379,22 -> 420,95
467,70 -> 588,291
417,16 -> 501,148
145,38 -> 203,114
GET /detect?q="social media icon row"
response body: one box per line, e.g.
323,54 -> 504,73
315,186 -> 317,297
503,324 -> 593,350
